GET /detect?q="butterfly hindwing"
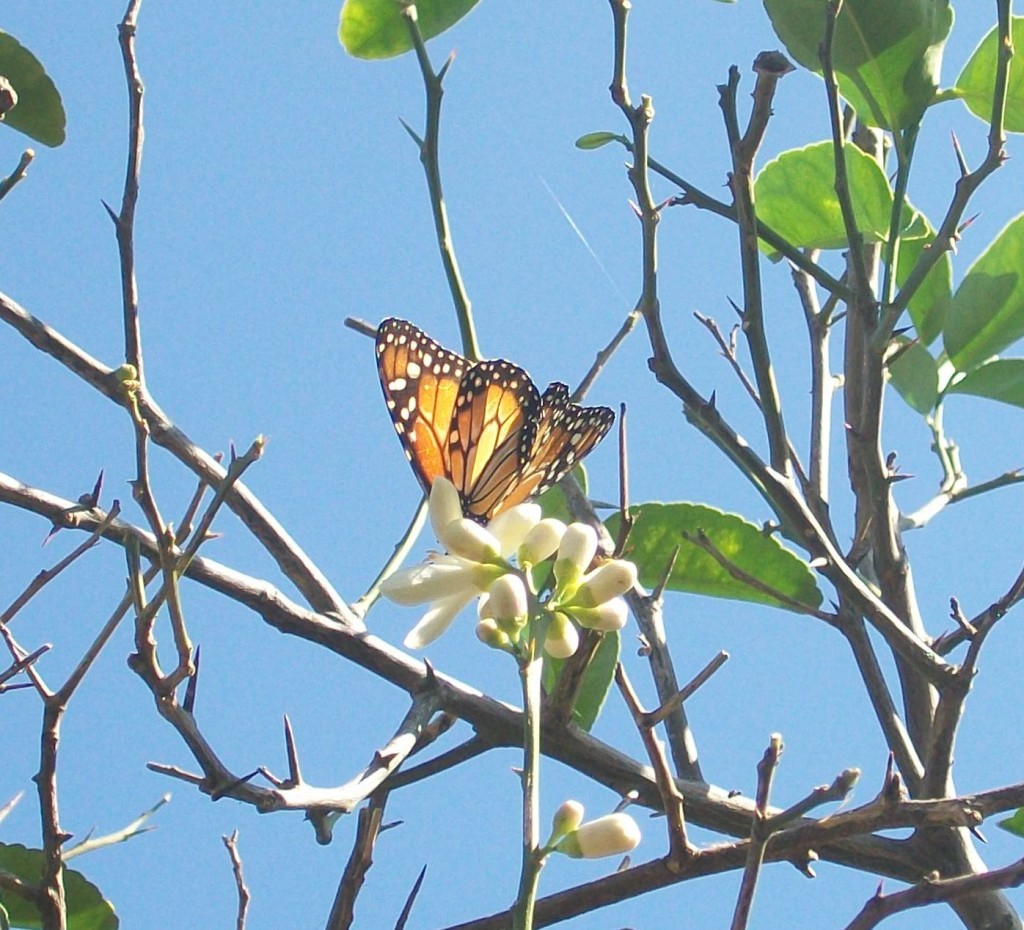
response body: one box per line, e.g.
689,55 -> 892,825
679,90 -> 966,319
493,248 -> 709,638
376,317 -> 467,495
495,381 -> 615,513
376,318 -> 615,521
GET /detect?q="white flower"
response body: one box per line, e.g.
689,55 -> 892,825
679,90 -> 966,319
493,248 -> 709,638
550,800 -> 585,841
475,617 -> 511,650
484,573 -> 528,624
518,518 -> 567,565
569,597 -> 629,631
572,560 -> 638,607
487,504 -> 542,557
380,555 -> 504,649
544,612 -> 580,659
556,813 -> 641,859
553,523 -> 598,592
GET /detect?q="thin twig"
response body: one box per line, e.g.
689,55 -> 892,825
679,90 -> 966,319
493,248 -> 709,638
223,831 -> 250,930
0,148 -> 34,203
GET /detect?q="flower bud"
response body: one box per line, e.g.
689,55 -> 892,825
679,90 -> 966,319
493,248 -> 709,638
544,611 -> 579,659
550,800 -> 585,840
476,618 -> 511,650
441,518 -> 501,564
553,523 -> 598,592
487,504 -> 541,557
556,813 -> 641,859
486,573 -> 528,623
570,597 -> 629,631
429,477 -> 464,543
518,518 -> 567,565
573,560 -> 638,607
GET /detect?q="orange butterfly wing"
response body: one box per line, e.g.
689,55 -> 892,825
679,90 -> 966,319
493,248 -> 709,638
495,382 -> 615,514
447,359 -> 540,521
377,318 -> 615,522
376,317 -> 467,494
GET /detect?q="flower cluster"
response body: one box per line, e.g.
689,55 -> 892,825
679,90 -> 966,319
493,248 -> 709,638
380,477 -> 637,653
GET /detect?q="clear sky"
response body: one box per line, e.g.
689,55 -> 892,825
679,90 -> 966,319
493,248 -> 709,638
2,2 -> 1022,929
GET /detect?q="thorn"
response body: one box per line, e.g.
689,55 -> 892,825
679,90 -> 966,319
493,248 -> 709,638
437,50 -> 457,82
283,714 -> 303,785
726,296 -> 743,320
950,131 -> 969,177
211,769 -> 260,801
101,200 -> 119,225
628,199 -> 642,219
957,213 -> 980,236
398,118 -> 424,148
183,644 -> 201,714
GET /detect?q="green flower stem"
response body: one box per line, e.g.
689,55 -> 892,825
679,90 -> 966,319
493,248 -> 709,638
512,631 -> 544,930
403,10 -> 480,361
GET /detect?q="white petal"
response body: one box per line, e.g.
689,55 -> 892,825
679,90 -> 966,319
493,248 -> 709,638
429,477 -> 464,543
487,504 -> 542,557
441,518 -> 501,563
380,558 -> 475,606
403,589 -> 477,649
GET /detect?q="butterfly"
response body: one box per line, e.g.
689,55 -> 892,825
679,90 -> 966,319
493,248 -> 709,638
375,317 -> 615,523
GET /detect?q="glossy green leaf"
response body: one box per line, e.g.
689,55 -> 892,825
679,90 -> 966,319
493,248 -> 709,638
999,807 -> 1024,839
0,32 -> 65,147
944,213 -> 1024,372
0,844 -> 117,930
887,337 -> 938,415
894,219 -> 952,345
339,0 -> 480,59
764,0 -> 952,131
542,631 -> 620,732
607,503 -> 823,610
946,358 -> 1024,409
755,142 -> 893,253
956,16 -> 1024,133
575,131 -> 627,151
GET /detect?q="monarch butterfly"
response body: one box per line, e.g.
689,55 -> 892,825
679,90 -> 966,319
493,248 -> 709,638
376,317 -> 615,523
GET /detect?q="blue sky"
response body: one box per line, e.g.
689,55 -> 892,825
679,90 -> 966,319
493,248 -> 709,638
2,2 -> 1023,929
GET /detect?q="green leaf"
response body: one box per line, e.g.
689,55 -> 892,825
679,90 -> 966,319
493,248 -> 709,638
542,631 -> 620,732
956,16 -> 1024,133
946,358 -> 1024,409
999,807 -> 1024,839
0,844 -> 117,930
764,0 -> 952,132
887,337 -> 938,415
894,219 -> 952,345
0,32 -> 65,147
339,0 -> 481,60
944,213 -> 1024,372
607,503 -> 823,610
754,142 -> 893,254
575,131 -> 627,151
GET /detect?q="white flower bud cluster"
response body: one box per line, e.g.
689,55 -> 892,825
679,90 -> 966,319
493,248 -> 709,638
380,478 -> 637,654
548,800 -> 641,859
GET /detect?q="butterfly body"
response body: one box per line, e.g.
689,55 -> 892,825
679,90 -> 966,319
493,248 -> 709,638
376,317 -> 614,522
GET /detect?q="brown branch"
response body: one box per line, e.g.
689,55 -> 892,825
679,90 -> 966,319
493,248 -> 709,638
222,831 -> 250,930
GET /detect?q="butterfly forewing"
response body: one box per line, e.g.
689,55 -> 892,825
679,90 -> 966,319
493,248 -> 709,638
376,318 -> 467,494
448,360 -> 540,521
